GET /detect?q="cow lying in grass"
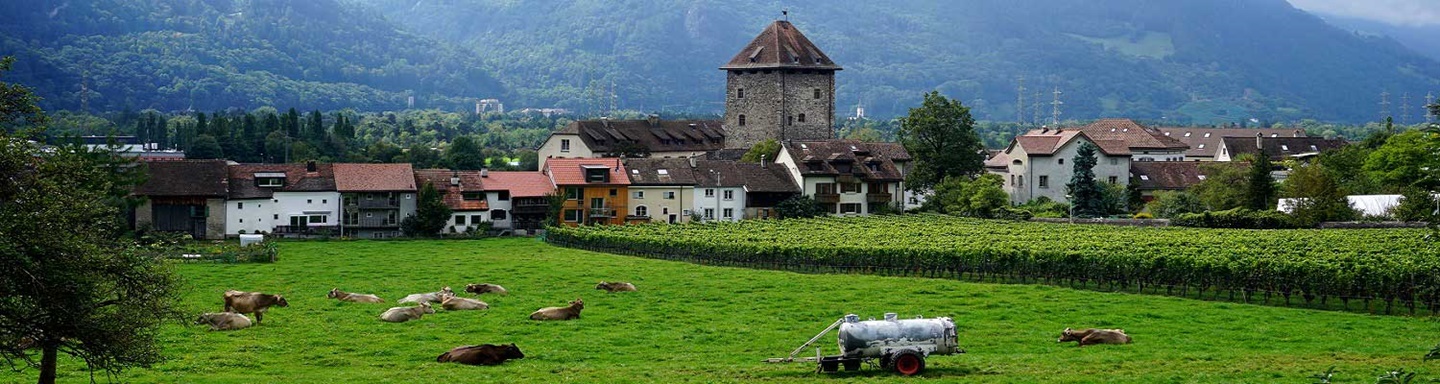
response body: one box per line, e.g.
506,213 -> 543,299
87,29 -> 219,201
380,302 -> 435,323
529,298 -> 583,321
399,287 -> 453,304
464,283 -> 508,295
196,312 -> 252,331
328,288 -> 384,303
223,290 -> 288,325
441,293 -> 489,310
437,343 -> 524,366
1058,328 -> 1131,347
595,281 -> 637,293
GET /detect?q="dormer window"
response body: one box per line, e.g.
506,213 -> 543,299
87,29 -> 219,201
254,172 -> 286,188
462,192 -> 485,201
583,166 -> 610,183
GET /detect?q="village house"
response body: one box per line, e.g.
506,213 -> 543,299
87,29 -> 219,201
690,159 -> 749,222
536,116 -> 725,170
775,140 -> 911,215
225,162 -> 340,237
1126,161 -> 1248,201
481,171 -> 557,233
622,158 -> 698,224
1156,127 -> 1307,161
414,169 -> 490,235
1215,134 -> 1348,162
1075,119 -> 1191,162
732,161 -> 801,220
987,128 -> 1132,204
335,163 -> 416,239
132,160 -> 229,240
544,157 -> 634,226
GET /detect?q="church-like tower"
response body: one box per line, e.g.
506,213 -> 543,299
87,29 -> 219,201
721,20 -> 840,149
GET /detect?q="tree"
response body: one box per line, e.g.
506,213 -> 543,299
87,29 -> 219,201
1391,187 -> 1436,222
1190,162 -> 1249,211
401,182 -> 451,237
775,195 -> 825,219
928,174 -> 1007,218
445,136 -> 486,170
740,138 -> 780,163
898,91 -> 983,190
1245,152 -> 1276,210
1065,142 -> 1105,218
1,59 -> 182,384
187,134 -> 223,160
263,130 -> 288,163
1146,191 -> 1204,218
1365,130 -> 1431,189
1282,163 -> 1357,226
0,57 -> 46,134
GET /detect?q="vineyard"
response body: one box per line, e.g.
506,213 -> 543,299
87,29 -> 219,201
547,215 -> 1440,315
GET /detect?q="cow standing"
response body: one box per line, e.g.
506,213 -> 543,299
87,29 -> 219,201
436,344 -> 525,366
222,290 -> 289,325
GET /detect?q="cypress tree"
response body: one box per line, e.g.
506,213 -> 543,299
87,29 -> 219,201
1066,142 -> 1105,218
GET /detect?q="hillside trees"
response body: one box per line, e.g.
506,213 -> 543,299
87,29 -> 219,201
899,91 -> 983,190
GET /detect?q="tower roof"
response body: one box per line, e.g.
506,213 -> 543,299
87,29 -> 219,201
721,20 -> 841,71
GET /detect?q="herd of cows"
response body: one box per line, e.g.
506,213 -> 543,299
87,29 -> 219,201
194,281 -> 640,366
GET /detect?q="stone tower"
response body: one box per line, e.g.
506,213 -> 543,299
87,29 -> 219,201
722,20 -> 840,149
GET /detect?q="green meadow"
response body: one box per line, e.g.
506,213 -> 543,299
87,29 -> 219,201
17,238 -> 1440,383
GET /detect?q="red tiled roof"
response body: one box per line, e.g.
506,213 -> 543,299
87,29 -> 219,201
484,171 -> 558,198
1012,129 -> 1130,156
544,158 -> 630,186
333,163 -> 417,192
1075,119 -> 1189,150
721,21 -> 841,71
414,169 -> 489,211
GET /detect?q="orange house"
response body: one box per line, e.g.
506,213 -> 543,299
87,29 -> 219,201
544,158 -> 636,226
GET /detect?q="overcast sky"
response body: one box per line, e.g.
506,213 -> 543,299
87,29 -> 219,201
1288,0 -> 1440,27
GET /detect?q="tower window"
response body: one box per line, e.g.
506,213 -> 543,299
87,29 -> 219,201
787,116 -> 793,126
798,113 -> 806,123
738,115 -> 746,126
814,89 -> 822,99
737,88 -> 744,99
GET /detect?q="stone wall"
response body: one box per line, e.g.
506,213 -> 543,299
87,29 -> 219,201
723,69 -> 835,149
205,198 -> 226,240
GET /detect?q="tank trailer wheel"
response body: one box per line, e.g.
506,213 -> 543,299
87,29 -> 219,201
892,351 -> 925,376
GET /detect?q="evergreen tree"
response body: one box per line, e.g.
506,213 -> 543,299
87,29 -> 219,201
1246,152 -> 1276,210
283,108 -> 300,138
898,91 -> 984,190
306,110 -> 324,141
1065,142 -> 1105,218
187,134 -> 223,159
401,182 -> 451,237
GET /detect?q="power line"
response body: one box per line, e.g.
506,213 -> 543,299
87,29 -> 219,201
1051,87 -> 1064,126
1379,90 -> 1391,122
1016,76 -> 1026,126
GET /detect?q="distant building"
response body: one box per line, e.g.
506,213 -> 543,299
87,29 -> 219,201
721,20 -> 840,149
1155,127 -> 1306,161
536,116 -> 724,170
775,140 -> 911,215
131,160 -> 230,240
334,163 -> 417,239
1073,119 -> 1190,162
987,128 -> 1132,204
1215,135 -> 1348,162
225,162 -> 341,238
544,158 -> 634,226
1128,161 -> 1243,201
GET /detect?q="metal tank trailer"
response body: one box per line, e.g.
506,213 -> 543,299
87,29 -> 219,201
764,313 -> 962,375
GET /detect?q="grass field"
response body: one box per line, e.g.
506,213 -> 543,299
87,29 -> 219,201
18,238 -> 1440,383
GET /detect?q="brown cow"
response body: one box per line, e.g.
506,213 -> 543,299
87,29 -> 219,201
595,281 -> 637,293
380,302 -> 435,323
399,286 -> 454,304
436,343 -> 525,366
328,288 -> 384,303
440,293 -> 489,310
196,312 -> 253,331
529,298 -> 583,321
1058,328 -> 1131,347
222,290 -> 288,325
464,283 -> 508,295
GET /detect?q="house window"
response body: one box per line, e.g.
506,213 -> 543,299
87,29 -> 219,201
322,199 -> 327,204
662,207 -> 669,215
273,214 -> 279,220
1010,175 -> 1015,186
1198,144 -> 1206,149
798,113 -> 806,123
463,192 -> 485,201
705,189 -> 715,198
491,210 -> 507,221
309,215 -> 327,224
737,88 -> 744,98
840,183 -> 861,193
814,89 -> 822,99
1058,158 -> 1064,165
456,215 -> 467,225
609,189 -> 617,196
1204,132 -> 1212,138
239,219 -> 243,223
1039,176 -> 1049,189
471,214 -> 482,224
663,191 -> 676,200
840,203 -> 862,214
723,208 -> 734,219
816,183 -> 836,194
561,139 -> 571,153
307,199 -> 313,204
723,190 -> 734,200
1108,176 -> 1118,184
564,209 -> 582,222
1139,175 -> 1150,181
566,187 -> 582,200
497,191 -> 510,201
366,212 -> 373,218
636,206 -> 648,217
1018,176 -> 1024,187
632,191 -> 645,199
738,115 -> 746,126
585,168 -> 609,183
257,178 -> 283,187
703,208 -> 715,220
237,202 -> 244,210
1109,158 -> 1118,165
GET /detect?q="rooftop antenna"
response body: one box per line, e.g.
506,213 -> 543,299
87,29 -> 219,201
1379,90 -> 1391,122
1016,76 -> 1027,126
1051,86 -> 1064,126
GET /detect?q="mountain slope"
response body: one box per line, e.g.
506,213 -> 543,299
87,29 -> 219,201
358,0 -> 1440,124
0,0 -> 506,112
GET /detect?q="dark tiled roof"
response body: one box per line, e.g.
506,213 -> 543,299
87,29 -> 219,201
1075,119 -> 1189,150
1220,136 -> 1348,161
1128,162 -> 1244,191
722,21 -> 841,71
783,140 -> 910,182
545,158 -> 630,186
1156,127 -> 1307,157
734,162 -> 800,193
564,119 -> 726,154
623,158 -> 700,185
705,148 -> 749,161
133,160 -> 229,197
691,160 -> 749,187
414,169 -> 488,211
333,163 -> 416,192
482,171 -> 556,198
227,163 -> 336,199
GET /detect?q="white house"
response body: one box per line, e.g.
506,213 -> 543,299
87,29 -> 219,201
775,140 -> 911,216
987,128 -> 1132,204
691,159 -> 748,222
225,162 -> 342,237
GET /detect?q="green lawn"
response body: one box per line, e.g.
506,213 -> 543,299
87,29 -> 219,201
20,238 -> 1440,383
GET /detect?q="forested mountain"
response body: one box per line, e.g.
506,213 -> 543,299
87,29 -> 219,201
356,0 -> 1440,124
2,0 -> 1438,124
0,0 -> 505,112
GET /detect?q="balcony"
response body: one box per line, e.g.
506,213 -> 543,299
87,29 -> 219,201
866,193 -> 893,203
354,198 -> 400,209
588,206 -> 618,218
815,193 -> 840,204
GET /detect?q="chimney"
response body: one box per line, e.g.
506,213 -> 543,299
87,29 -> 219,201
601,116 -> 610,128
1294,129 -> 1303,137
1041,127 -> 1049,134
688,156 -> 697,168
1255,133 -> 1263,150
306,160 -> 317,173
688,123 -> 697,130
481,168 -> 489,178
760,154 -> 767,168
450,170 -> 460,186
647,114 -> 660,127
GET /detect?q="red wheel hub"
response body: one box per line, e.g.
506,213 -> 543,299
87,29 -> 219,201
895,354 -> 921,376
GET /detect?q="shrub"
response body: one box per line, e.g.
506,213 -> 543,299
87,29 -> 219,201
1172,208 -> 1301,229
1133,212 -> 1154,219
